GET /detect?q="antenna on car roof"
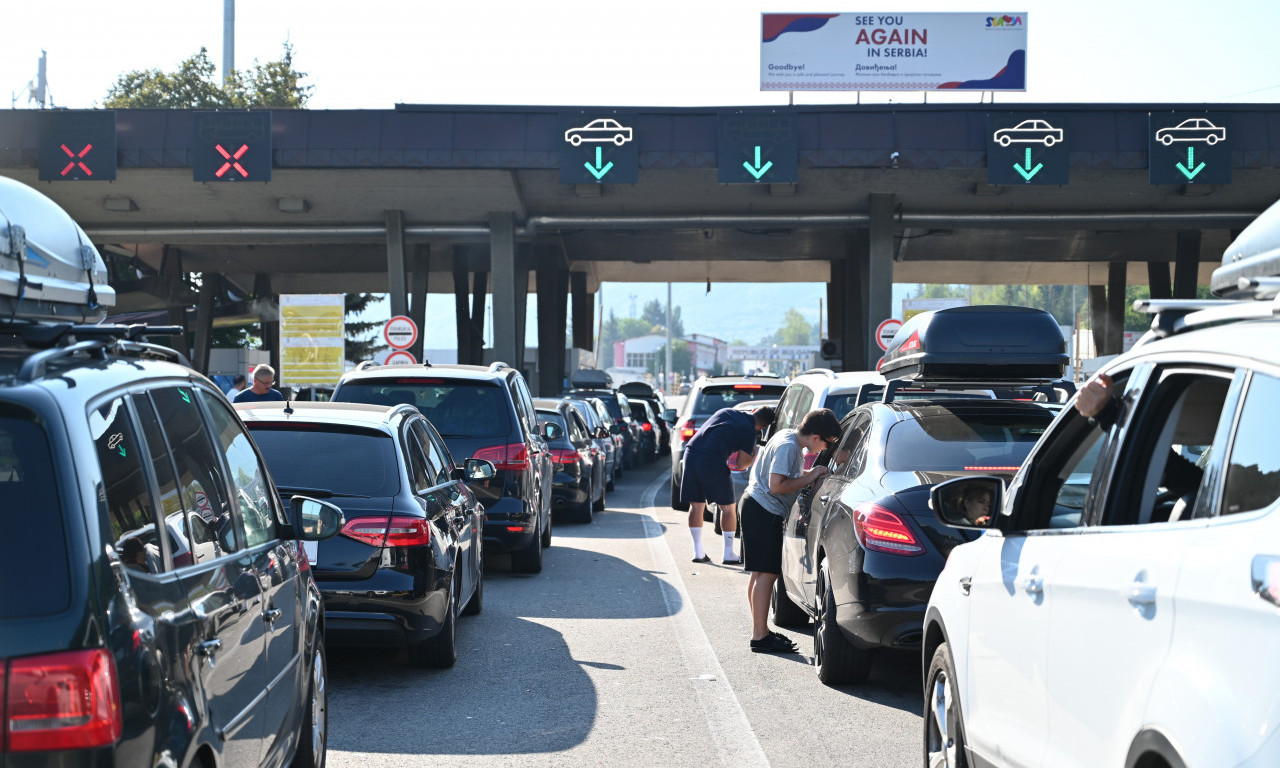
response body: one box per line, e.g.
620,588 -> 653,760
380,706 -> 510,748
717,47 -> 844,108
283,390 -> 294,415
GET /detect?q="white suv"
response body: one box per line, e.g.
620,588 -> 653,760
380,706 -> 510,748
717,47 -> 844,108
922,202 -> 1280,768
769,368 -> 887,437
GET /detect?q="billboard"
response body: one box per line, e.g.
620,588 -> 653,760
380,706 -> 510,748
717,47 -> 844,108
761,13 -> 1027,92
280,294 -> 345,387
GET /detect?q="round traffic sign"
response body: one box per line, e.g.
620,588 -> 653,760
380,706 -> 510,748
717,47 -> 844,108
383,316 -> 418,350
876,319 -> 903,352
385,350 -> 417,365
875,356 -> 885,373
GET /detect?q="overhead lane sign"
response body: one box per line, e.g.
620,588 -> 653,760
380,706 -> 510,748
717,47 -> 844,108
39,111 -> 116,181
1149,113 -> 1231,185
717,113 -> 797,184
193,112 -> 272,182
987,114 -> 1068,186
559,113 -> 638,185
760,13 -> 1027,92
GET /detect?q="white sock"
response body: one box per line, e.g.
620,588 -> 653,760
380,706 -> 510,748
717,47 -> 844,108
690,527 -> 704,559
723,530 -> 737,560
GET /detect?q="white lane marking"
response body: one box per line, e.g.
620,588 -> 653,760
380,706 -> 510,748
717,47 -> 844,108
641,471 -> 771,768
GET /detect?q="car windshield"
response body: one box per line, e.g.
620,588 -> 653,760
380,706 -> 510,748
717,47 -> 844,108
336,379 -> 511,437
825,393 -> 861,421
883,410 -> 1052,471
0,407 -> 70,619
248,425 -> 401,497
694,384 -> 785,415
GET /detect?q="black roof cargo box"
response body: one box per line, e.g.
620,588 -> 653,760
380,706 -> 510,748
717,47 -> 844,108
1212,198 -> 1280,298
880,306 -> 1068,382
570,368 -> 612,389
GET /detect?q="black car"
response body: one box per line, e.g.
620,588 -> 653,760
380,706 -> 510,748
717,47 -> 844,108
629,398 -> 661,463
774,306 -> 1069,684
534,399 -> 605,523
331,361 -> 554,573
669,374 -> 787,511
618,380 -> 672,455
562,395 -> 619,490
565,388 -> 642,469
238,401 -> 492,668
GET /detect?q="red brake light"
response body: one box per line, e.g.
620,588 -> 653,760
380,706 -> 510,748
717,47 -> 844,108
5,649 -> 122,751
680,420 -> 697,441
734,384 -> 763,390
853,503 -> 925,556
641,422 -> 653,432
472,443 -> 530,471
550,448 -> 579,464
341,516 -> 429,548
964,465 -> 1021,471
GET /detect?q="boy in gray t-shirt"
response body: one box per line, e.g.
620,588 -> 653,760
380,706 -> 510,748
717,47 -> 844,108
745,430 -> 804,517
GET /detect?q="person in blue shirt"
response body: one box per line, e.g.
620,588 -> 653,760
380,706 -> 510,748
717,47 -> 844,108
233,364 -> 285,404
678,405 -> 775,564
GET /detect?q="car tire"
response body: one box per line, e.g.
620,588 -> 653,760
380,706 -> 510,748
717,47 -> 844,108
1043,135 -> 1057,146
924,642 -> 970,768
1160,134 -> 1174,146
771,574 -> 810,628
462,568 -> 483,616
998,135 -> 1011,147
410,580 -> 458,668
292,635 -> 327,768
671,477 -> 690,512
594,478 -> 606,512
541,506 -> 553,548
814,559 -> 872,685
606,472 -> 615,492
1206,134 -> 1219,145
570,135 -> 582,146
613,134 -> 626,146
511,532 -> 543,573
574,479 -> 594,523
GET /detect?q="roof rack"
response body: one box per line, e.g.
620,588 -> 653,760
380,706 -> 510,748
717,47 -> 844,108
488,361 -> 511,373
855,378 -> 1072,406
354,360 -> 380,371
1133,293 -> 1280,343
800,368 -> 836,378
2,322 -> 190,383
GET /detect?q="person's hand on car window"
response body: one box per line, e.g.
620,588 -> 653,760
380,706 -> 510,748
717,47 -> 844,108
1075,373 -> 1114,419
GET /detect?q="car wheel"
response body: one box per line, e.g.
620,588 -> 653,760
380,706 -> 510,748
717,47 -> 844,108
924,642 -> 970,768
771,574 -> 810,628
814,559 -> 872,685
1160,134 -> 1174,146
998,135 -> 1011,147
614,134 -> 627,145
410,579 -> 458,668
671,477 -> 689,512
541,505 -> 554,547
1043,135 -> 1057,146
606,471 -> 615,492
511,531 -> 544,573
1206,134 -> 1219,145
594,478 -> 606,512
574,478 -> 594,523
292,635 -> 327,768
462,566 -> 483,616
570,135 -> 582,146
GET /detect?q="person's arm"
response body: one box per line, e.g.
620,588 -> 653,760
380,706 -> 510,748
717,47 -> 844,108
733,448 -> 756,471
1075,372 -> 1119,429
768,465 -> 828,495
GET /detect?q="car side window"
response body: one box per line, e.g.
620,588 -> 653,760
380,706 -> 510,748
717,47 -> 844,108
199,390 -> 277,548
405,424 -> 432,491
513,376 -> 538,436
90,396 -> 164,574
1102,368 -> 1234,526
1220,372 -> 1280,517
828,414 -> 869,476
148,387 -> 239,562
773,386 -> 799,432
133,394 -> 193,567
568,411 -> 590,443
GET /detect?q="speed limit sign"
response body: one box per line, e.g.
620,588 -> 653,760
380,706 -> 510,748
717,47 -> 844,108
383,316 -> 418,350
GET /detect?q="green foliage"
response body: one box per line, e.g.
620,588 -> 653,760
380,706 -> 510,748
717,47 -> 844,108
344,293 -> 385,364
599,308 -> 671,352
640,299 -> 684,337
759,307 -> 817,346
647,340 -> 692,379
907,284 -> 1086,327
103,44 -> 312,109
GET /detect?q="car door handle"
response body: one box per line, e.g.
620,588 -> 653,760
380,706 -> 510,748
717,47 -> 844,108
263,608 -> 283,623
959,577 -> 972,596
197,639 -> 222,656
819,495 -> 830,504
1126,583 -> 1157,606
1020,576 -> 1043,597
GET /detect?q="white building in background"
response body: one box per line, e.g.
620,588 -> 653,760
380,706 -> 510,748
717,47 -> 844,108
611,333 -> 729,381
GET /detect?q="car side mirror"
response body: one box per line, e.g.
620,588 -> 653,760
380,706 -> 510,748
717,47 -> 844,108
610,423 -> 622,435
289,496 -> 344,541
930,477 -> 1003,530
462,458 -> 496,481
542,421 -> 564,440
662,408 -> 677,424
597,426 -> 611,439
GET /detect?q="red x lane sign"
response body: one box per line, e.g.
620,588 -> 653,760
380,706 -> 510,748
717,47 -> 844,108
215,144 -> 250,179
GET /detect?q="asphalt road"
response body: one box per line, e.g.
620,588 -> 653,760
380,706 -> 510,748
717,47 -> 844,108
326,459 -> 923,768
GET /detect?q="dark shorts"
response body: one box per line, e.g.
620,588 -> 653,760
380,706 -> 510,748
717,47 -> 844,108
740,494 -> 784,574
679,452 -> 735,506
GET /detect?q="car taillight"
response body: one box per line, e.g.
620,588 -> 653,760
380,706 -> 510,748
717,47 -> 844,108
680,419 -> 697,441
4,649 -> 122,752
853,503 -> 925,556
473,443 -> 530,471
341,516 -> 430,548
296,542 -> 310,572
641,422 -> 653,432
550,448 -> 579,464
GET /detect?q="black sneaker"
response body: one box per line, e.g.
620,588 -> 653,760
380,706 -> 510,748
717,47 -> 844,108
692,554 -> 711,563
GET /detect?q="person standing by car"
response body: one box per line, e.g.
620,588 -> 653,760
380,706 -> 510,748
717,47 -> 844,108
679,406 -> 775,564
741,408 -> 840,654
234,364 -> 285,403
226,373 -> 247,400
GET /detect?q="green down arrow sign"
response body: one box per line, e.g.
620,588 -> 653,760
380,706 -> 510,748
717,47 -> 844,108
743,146 -> 773,180
1013,148 -> 1043,181
584,147 -> 614,180
1177,147 -> 1206,180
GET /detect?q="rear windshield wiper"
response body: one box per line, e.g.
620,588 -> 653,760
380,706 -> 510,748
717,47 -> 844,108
275,486 -> 371,499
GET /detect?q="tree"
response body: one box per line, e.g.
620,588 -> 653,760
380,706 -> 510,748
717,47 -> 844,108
599,309 -> 663,353
103,44 -> 312,109
640,299 -> 684,337
344,294 -> 385,363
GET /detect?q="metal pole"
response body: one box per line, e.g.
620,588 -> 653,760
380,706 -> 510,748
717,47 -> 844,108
223,0 -> 235,87
665,283 -> 673,394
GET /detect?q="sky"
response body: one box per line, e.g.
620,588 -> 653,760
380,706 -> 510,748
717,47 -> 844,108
7,1 -> 1280,349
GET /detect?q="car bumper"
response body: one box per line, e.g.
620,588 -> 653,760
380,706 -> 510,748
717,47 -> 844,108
318,570 -> 451,647
833,549 -> 939,651
481,495 -> 538,554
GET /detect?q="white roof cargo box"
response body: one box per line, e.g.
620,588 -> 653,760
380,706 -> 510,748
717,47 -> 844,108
0,176 -> 115,321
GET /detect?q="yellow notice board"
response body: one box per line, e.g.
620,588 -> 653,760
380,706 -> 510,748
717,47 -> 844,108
280,294 -> 345,386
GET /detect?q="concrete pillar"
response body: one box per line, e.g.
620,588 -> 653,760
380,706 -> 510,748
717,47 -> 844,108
1148,261 -> 1172,300
571,272 -> 593,352
254,273 -> 280,375
843,230 -> 870,372
453,249 -> 472,364
385,210 -> 408,318
866,193 -> 896,369
536,244 -> 569,396
1106,262 -> 1127,355
193,273 -> 215,375
470,268 -> 488,363
512,244 -> 531,372
489,212 -> 517,366
827,254 -> 847,369
1088,285 -> 1109,357
1173,229 -> 1201,298
409,244 -> 429,364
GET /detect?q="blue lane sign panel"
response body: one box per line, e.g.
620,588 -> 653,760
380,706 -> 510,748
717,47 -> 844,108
193,112 -> 272,182
1149,113 -> 1230,186
986,114 -> 1068,186
39,111 -> 117,181
717,113 -> 797,184
559,113 -> 638,184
